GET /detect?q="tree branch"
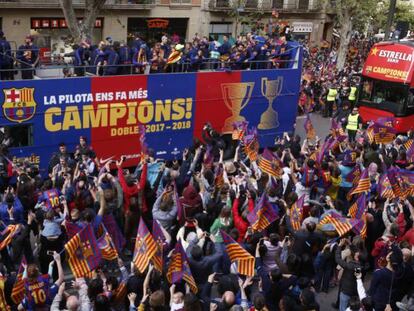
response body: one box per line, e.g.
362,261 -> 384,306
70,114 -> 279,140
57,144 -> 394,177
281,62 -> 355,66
59,0 -> 81,40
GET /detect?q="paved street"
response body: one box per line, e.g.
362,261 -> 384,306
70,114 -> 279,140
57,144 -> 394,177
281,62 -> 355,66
295,112 -> 332,141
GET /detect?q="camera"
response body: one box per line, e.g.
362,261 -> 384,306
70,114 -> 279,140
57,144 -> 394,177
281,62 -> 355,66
355,268 -> 361,274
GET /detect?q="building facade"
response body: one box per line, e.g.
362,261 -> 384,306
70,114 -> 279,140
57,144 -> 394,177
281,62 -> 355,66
0,0 -> 334,54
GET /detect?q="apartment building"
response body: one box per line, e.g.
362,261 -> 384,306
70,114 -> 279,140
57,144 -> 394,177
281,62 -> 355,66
0,0 -> 333,55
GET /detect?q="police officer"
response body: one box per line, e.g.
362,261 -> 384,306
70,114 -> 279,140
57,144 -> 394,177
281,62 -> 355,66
325,83 -> 338,118
346,106 -> 362,142
0,31 -> 12,80
17,35 -> 39,79
348,84 -> 357,108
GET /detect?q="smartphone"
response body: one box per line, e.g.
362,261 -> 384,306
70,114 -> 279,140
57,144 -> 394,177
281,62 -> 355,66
213,273 -> 223,281
47,251 -> 54,256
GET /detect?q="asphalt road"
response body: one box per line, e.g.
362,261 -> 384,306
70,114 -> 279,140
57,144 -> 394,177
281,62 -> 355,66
295,112 -> 332,142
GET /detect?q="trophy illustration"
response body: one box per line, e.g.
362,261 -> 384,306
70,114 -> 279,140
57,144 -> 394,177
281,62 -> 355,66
221,82 -> 254,133
258,77 -> 283,130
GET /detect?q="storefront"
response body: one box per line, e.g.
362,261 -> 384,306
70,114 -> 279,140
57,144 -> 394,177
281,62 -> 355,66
30,17 -> 103,63
127,17 -> 188,44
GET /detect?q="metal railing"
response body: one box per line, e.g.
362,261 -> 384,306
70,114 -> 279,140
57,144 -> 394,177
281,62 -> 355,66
0,58 -> 299,80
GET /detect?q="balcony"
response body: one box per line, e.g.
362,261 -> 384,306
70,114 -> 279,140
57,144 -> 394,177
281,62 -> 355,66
0,0 -> 156,9
208,0 -> 320,12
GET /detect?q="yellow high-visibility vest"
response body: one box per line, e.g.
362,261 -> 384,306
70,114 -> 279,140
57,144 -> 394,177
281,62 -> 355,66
346,113 -> 359,131
327,88 -> 337,102
348,87 -> 357,101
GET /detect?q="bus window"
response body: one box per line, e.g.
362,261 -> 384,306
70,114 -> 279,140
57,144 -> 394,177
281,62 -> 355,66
408,89 -> 414,109
361,80 -> 373,100
1,124 -> 33,148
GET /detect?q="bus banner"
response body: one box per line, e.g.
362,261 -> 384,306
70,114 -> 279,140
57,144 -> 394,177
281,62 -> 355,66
0,69 -> 301,170
363,43 -> 414,84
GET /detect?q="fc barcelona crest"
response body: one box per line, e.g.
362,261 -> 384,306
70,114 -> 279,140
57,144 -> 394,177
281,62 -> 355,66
3,88 -> 37,123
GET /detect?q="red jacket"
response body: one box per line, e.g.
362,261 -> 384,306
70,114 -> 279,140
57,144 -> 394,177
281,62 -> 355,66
118,163 -> 147,213
401,228 -> 414,246
231,197 -> 254,242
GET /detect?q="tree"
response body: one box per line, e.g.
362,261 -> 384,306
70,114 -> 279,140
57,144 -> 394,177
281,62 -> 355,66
371,0 -> 414,33
59,0 -> 107,43
330,0 -> 377,70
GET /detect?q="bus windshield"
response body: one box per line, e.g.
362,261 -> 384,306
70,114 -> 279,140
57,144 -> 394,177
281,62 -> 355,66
359,78 -> 408,116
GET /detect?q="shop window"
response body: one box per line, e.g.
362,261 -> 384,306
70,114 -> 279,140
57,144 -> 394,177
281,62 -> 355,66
298,0 -> 309,9
1,124 -> 33,148
209,23 -> 232,40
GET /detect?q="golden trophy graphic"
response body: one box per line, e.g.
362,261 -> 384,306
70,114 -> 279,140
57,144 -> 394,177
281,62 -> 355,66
258,77 -> 283,130
221,82 -> 254,133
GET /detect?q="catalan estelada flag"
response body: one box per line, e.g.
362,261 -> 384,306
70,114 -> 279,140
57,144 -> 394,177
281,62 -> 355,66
304,113 -> 316,140
290,195 -> 305,231
319,213 -> 353,237
133,218 -> 157,273
65,224 -> 102,278
167,241 -> 198,293
221,230 -> 255,276
348,193 -> 367,219
152,219 -> 167,272
97,229 -> 118,261
258,148 -> 283,178
11,256 -> 26,305
247,193 -> 279,232
0,225 -> 20,251
349,168 -> 371,197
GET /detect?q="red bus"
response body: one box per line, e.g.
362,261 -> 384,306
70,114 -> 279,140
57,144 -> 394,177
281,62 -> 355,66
358,41 -> 414,132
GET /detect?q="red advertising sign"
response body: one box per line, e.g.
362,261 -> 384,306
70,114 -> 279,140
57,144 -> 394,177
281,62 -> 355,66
30,18 -> 103,29
147,19 -> 169,29
59,19 -> 67,28
51,19 -> 59,28
363,43 -> 414,84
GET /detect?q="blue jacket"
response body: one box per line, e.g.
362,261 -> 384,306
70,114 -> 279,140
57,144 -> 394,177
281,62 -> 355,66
0,198 -> 25,225
17,44 -> 39,67
104,48 -> 119,75
0,39 -> 12,65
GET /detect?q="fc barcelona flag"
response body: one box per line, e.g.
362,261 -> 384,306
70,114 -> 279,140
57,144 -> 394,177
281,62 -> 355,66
348,193 -> 367,219
0,225 -> 20,251
65,224 -> 102,278
304,113 -> 316,140
97,230 -> 118,261
11,256 -> 26,305
247,193 -> 279,232
221,230 -> 255,276
133,218 -> 157,273
258,148 -> 283,178
352,215 -> 367,239
152,219 -> 167,272
167,241 -> 198,293
290,195 -> 305,231
242,127 -> 259,162
102,214 -> 126,252
349,168 -> 371,197
64,221 -> 84,240
319,213 -> 353,237
232,121 -> 248,140
378,174 -> 395,199
346,165 -> 361,186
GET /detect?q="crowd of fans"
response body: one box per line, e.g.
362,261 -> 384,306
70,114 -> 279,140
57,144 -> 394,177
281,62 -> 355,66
0,31 -> 296,80
1,106 -> 414,311
1,28 -> 414,311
